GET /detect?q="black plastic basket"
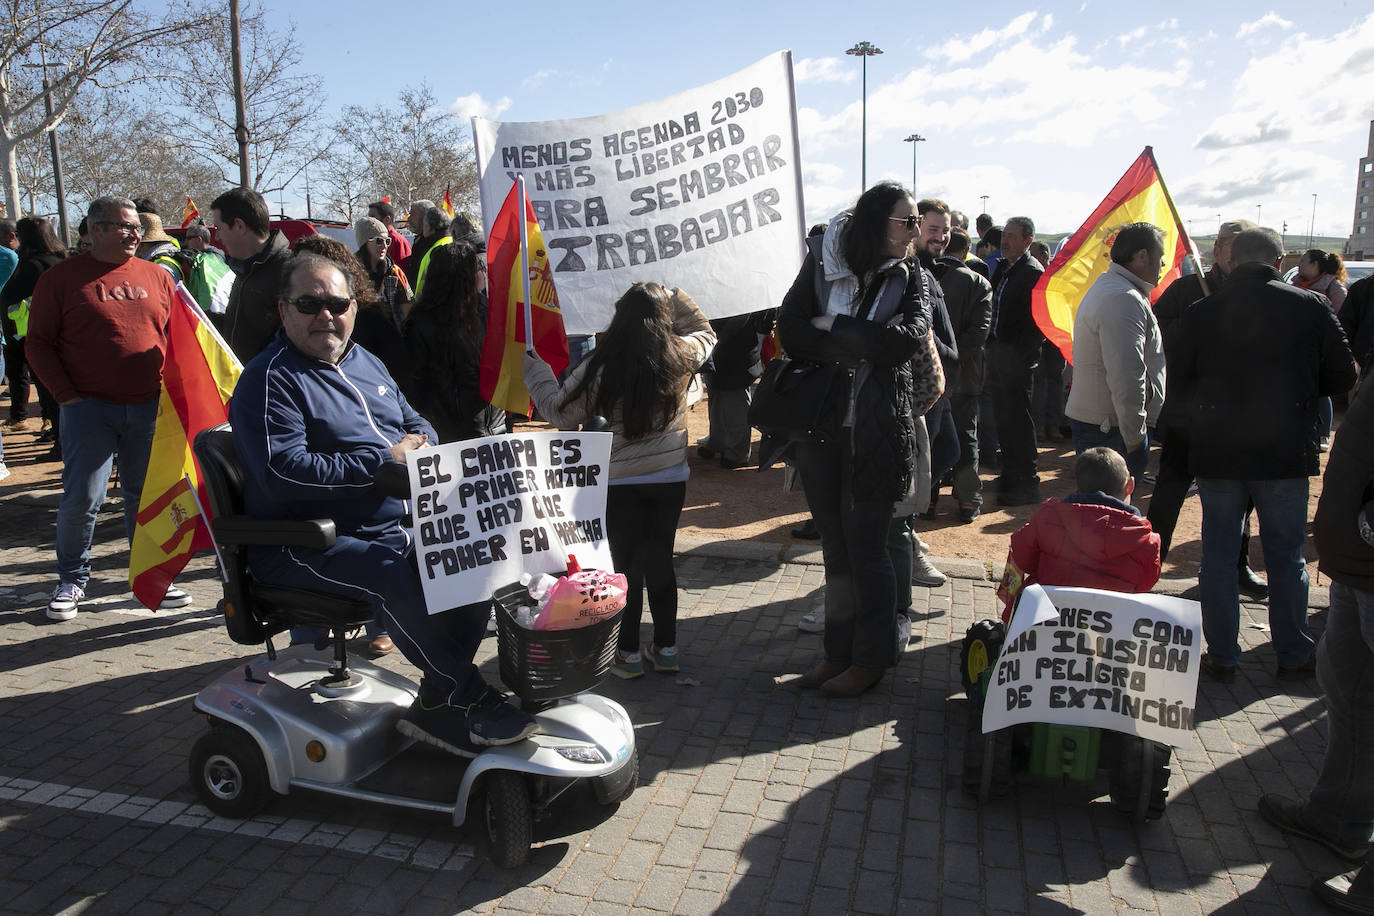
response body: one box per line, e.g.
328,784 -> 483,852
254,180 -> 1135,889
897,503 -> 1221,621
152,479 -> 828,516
491,581 -> 624,702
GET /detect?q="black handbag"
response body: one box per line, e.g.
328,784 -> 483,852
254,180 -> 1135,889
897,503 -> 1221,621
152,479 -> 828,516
748,358 -> 842,440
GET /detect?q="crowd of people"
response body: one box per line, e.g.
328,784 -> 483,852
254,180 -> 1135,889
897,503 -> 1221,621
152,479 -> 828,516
5,179 -> 1374,909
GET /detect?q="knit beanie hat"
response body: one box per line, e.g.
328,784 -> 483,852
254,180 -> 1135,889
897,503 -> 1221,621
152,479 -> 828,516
354,216 -> 387,249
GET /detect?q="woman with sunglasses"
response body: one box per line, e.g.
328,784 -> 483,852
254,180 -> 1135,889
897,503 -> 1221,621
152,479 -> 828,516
354,217 -> 412,330
522,282 -> 715,679
778,181 -> 931,698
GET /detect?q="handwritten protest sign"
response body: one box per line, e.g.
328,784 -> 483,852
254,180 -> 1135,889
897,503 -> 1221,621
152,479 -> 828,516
406,432 -> 613,614
982,586 -> 1202,747
472,51 -> 806,335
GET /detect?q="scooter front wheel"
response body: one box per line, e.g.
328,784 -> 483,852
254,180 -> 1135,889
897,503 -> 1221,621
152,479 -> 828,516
190,726 -> 273,819
483,770 -> 533,868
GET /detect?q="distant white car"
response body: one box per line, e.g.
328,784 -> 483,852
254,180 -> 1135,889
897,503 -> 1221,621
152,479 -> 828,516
1283,260 -> 1374,286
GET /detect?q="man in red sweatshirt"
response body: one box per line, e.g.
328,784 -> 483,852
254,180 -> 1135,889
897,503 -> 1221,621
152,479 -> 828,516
26,195 -> 190,621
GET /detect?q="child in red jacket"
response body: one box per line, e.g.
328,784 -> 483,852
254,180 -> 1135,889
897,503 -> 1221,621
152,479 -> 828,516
997,447 -> 1161,622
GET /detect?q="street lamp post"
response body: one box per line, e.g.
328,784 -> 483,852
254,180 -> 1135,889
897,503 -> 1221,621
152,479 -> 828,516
903,134 -> 925,194
979,195 -> 989,215
846,41 -> 882,193
1309,194 -> 1318,249
1256,204 -> 1262,225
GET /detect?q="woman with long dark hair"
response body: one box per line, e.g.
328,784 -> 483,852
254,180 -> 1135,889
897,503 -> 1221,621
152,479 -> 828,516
778,181 -> 930,698
402,241 -> 505,442
2,217 -> 67,450
522,283 -> 715,678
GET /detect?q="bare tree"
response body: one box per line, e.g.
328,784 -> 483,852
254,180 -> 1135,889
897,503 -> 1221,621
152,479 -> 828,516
327,84 -> 478,217
314,146 -> 370,224
164,1 -> 326,195
0,0 -> 206,218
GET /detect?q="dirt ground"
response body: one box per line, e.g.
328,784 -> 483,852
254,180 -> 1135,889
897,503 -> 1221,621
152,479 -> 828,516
0,387 -> 1330,584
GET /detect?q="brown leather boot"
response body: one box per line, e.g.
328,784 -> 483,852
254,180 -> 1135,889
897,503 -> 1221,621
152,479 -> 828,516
796,659 -> 846,689
820,666 -> 885,698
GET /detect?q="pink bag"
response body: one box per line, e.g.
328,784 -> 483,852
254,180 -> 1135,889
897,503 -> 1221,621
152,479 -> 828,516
533,555 -> 628,631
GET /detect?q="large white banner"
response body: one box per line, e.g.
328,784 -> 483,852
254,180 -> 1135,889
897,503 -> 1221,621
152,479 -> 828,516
473,51 -> 806,335
982,586 -> 1202,747
406,432 -> 614,613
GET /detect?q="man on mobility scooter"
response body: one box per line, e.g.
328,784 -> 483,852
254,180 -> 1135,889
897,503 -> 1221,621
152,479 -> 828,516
228,252 -> 536,752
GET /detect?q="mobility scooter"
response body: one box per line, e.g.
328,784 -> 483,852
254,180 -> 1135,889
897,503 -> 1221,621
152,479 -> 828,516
186,424 -> 638,866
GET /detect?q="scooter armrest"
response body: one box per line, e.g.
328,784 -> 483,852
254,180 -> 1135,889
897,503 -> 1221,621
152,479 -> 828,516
212,515 -> 338,550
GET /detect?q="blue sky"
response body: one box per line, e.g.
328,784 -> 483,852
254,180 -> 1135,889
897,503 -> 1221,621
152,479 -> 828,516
288,1 -> 1374,242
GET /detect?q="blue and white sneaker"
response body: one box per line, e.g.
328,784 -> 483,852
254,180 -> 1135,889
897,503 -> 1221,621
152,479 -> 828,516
46,583 -> 85,621
465,687 -> 538,746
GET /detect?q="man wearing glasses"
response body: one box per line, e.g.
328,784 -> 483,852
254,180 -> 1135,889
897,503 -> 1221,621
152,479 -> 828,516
26,196 -> 192,620
228,253 -> 537,751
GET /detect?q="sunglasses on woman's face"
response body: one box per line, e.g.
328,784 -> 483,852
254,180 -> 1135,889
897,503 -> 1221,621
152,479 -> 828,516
287,295 -> 353,315
888,215 -> 919,230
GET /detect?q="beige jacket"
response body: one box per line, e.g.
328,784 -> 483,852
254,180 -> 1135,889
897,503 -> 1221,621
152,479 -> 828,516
522,290 -> 716,480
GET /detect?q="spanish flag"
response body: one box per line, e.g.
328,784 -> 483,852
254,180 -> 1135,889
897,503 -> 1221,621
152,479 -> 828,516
479,180 -> 570,415
1032,147 -> 1193,363
180,196 -> 200,229
442,185 -> 455,218
129,286 -> 242,610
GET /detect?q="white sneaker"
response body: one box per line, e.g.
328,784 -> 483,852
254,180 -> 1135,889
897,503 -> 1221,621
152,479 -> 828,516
896,611 -> 911,653
798,602 -> 825,633
914,534 -> 931,553
159,586 -> 192,609
0,461 -> 10,482
47,583 -> 85,621
912,552 -> 947,587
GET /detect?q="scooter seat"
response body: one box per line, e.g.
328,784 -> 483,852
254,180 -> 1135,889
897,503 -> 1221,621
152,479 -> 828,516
248,583 -> 374,629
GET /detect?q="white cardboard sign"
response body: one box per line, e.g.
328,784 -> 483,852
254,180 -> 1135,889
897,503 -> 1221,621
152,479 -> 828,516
982,586 -> 1202,747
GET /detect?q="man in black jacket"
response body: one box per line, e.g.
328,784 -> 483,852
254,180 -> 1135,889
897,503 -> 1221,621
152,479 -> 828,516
212,187 -> 294,363
984,216 -> 1045,505
1258,371 -> 1374,911
1175,228 -> 1356,682
935,227 -> 993,522
1337,273 -> 1374,371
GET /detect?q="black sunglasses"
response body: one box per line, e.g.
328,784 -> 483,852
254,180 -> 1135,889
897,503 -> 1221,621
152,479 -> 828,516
286,295 -> 353,315
888,215 -> 920,230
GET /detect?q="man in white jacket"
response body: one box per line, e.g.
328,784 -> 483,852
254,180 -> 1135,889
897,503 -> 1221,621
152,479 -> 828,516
1063,222 -> 1167,483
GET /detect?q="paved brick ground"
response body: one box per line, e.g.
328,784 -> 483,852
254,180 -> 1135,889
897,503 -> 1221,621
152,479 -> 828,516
0,472 -> 1349,914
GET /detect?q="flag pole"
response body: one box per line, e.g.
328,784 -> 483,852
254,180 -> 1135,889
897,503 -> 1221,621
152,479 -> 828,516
517,175 -> 535,355
182,473 -> 230,583
1145,146 -> 1210,297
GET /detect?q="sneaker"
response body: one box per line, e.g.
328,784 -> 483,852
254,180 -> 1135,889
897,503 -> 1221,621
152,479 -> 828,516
644,642 -> 678,673
159,586 -> 192,609
914,534 -> 931,553
957,503 -> 980,524
912,552 -> 947,587
46,583 -> 85,621
1313,868 -> 1374,914
896,612 -> 911,653
396,697 -> 480,758
486,607 -> 498,635
611,649 -> 644,679
1321,436 -> 1332,452
1199,653 -> 1237,683
464,687 -> 538,746
1259,794 -> 1373,862
798,603 -> 825,633
0,461 -> 9,482
1,418 -> 29,432
1277,654 -> 1317,681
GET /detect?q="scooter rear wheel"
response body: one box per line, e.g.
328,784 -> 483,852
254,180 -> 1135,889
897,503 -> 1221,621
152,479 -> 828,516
190,726 -> 272,819
483,771 -> 533,868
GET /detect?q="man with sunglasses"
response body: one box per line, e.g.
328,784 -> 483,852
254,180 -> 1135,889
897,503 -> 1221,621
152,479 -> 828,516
229,253 -> 537,751
26,196 -> 193,620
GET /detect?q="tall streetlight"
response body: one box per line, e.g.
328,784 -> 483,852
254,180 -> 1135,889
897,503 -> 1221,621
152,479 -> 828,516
980,195 -> 989,215
1309,193 -> 1318,248
903,134 -> 925,194
1256,204 -> 1262,225
846,41 -> 882,192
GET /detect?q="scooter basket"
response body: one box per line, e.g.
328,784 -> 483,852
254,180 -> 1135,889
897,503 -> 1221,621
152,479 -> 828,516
492,582 -> 624,702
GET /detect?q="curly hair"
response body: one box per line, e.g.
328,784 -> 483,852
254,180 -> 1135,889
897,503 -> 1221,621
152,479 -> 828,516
291,234 -> 378,305
561,282 -> 699,439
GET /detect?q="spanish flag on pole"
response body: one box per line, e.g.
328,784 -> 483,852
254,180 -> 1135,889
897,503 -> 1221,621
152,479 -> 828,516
1032,147 -> 1194,363
180,196 -> 200,229
479,178 -> 570,415
128,286 -> 242,610
441,185 -> 455,218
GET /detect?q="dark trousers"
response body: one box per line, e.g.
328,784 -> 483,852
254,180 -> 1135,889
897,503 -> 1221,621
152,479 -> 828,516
1032,340 -> 1066,430
249,527 -> 489,706
607,481 -> 687,652
794,437 -> 899,670
925,397 -> 960,483
3,337 -> 30,421
1147,422 -> 1252,565
949,393 -> 982,509
986,339 -> 1041,485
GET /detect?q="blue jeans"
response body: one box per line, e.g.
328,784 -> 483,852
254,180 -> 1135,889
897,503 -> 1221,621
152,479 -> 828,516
1068,418 -> 1149,483
1305,581 -> 1374,847
56,397 -> 158,588
1195,477 -> 1311,667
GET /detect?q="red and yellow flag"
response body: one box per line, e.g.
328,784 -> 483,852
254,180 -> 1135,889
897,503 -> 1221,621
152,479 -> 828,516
441,185 -> 455,218
180,196 -> 200,229
129,286 -> 242,609
480,182 -> 570,415
1032,147 -> 1193,364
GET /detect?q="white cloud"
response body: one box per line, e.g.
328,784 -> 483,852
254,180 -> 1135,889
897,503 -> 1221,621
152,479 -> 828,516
1116,26 -> 1147,48
449,92 -> 511,121
933,11 -> 1041,64
794,57 -> 856,85
1236,12 -> 1294,38
521,70 -> 556,91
